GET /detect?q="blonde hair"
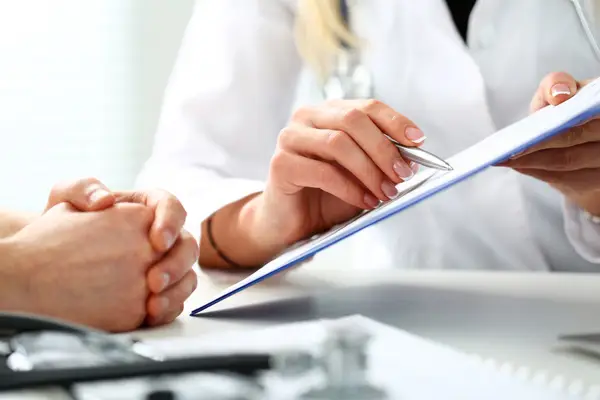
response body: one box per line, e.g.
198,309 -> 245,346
294,0 -> 359,80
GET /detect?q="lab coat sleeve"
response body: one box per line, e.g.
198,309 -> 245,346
563,199 -> 600,264
135,0 -> 302,245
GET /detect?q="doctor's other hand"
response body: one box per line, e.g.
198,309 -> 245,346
45,178 -> 198,327
501,72 -> 600,216
203,99 -> 424,268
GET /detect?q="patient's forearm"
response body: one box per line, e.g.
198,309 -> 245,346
0,238 -> 32,312
0,209 -> 35,238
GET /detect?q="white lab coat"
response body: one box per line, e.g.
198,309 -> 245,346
136,0 -> 600,271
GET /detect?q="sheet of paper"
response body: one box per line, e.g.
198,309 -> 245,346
191,78 -> 600,315
139,315 -> 577,399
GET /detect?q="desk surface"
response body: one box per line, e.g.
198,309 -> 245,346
137,265 -> 600,389
4,264 -> 600,399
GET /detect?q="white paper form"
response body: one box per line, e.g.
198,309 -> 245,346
191,78 -> 600,315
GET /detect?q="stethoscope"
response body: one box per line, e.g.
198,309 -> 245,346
325,0 -> 600,101
571,0 -> 600,61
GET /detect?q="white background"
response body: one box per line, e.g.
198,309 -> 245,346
0,0 -> 194,211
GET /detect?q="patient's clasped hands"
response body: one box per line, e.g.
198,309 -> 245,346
1,178 -> 198,332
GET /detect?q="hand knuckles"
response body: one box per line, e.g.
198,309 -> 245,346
277,127 -> 297,149
362,99 -> 383,111
375,135 -> 398,158
165,195 -> 187,219
315,163 -> 336,185
339,178 -> 358,202
129,204 -> 154,226
325,130 -> 351,153
269,149 -> 291,178
341,107 -> 367,127
291,106 -> 312,122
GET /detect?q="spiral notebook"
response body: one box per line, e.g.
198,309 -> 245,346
191,78 -> 600,315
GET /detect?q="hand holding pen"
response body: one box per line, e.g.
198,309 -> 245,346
201,99 -> 452,269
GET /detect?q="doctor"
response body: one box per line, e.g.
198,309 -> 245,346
137,0 -> 600,272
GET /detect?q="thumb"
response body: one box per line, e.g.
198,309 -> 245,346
531,72 -> 579,113
46,178 -> 116,212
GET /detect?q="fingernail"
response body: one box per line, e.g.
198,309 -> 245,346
158,297 -> 169,313
162,230 -> 176,249
381,181 -> 399,199
409,161 -> 419,174
88,189 -> 111,204
551,83 -> 571,98
188,279 -> 197,295
393,160 -> 415,180
159,273 -> 170,291
364,193 -> 380,209
405,127 -> 426,144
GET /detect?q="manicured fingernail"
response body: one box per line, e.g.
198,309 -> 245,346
409,161 -> 419,174
162,230 -> 176,249
393,160 -> 414,180
405,127 -> 426,144
159,273 -> 170,291
551,83 -> 571,98
364,193 -> 380,209
381,181 -> 399,199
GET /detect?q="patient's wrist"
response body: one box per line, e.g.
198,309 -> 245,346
0,238 -> 36,312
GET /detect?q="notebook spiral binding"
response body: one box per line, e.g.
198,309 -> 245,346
465,353 -> 600,399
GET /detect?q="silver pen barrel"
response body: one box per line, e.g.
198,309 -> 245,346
396,145 -> 453,171
384,135 -> 453,171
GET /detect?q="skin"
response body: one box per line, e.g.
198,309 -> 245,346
200,71 -> 600,270
500,72 -> 600,217
200,99 -> 423,268
0,178 -> 198,332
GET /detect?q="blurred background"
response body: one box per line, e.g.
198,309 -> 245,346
0,0 -> 194,211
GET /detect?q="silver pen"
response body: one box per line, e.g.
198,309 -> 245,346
385,135 -> 453,171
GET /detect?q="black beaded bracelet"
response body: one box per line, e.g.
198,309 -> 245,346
206,213 -> 246,268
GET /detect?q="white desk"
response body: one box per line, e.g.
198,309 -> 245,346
138,266 -> 600,388
4,264 -> 600,398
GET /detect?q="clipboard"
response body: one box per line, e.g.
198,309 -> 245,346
191,78 -> 600,315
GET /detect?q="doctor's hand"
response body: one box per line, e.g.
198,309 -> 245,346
501,72 -> 600,216
45,178 -> 198,327
216,100 -> 424,267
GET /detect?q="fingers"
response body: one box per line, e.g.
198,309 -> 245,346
270,150 -> 379,209
115,189 -> 187,252
511,119 -> 600,157
530,72 -> 579,113
291,100 -> 419,184
514,168 -> 600,194
504,142 -> 600,171
147,230 -> 198,294
278,125 -> 398,201
329,99 -> 427,146
146,270 -> 197,326
46,177 -> 115,212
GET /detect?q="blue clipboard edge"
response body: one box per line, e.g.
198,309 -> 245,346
191,103 -> 600,316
